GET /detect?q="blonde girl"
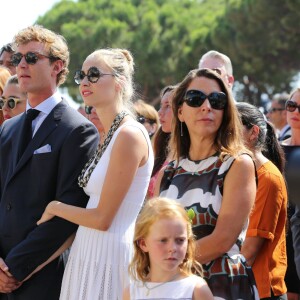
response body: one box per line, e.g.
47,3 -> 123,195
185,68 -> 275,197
123,197 -> 213,300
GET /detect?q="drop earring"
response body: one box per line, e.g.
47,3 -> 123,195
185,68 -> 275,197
180,122 -> 183,137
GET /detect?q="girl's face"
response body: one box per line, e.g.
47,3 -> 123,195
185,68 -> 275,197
287,91 -> 300,130
79,55 -> 118,109
140,217 -> 188,277
178,76 -> 224,139
158,91 -> 173,133
1,83 -> 27,120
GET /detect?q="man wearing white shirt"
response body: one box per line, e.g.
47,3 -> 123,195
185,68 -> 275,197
267,93 -> 291,141
0,25 -> 98,299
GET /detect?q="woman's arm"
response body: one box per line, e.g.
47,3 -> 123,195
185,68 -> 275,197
195,154 -> 256,264
242,165 -> 287,266
241,236 -> 265,266
22,234 -> 75,281
152,166 -> 167,197
122,286 -> 130,300
193,277 -> 214,300
37,126 -> 149,231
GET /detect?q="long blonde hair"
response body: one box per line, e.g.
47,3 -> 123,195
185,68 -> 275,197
129,197 -> 203,282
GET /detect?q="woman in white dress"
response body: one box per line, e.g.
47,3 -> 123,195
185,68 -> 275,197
37,48 -> 154,299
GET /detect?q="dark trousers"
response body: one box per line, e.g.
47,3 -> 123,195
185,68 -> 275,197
261,290 -> 287,300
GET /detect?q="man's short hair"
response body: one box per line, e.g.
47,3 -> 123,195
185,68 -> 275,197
13,25 -> 69,86
199,50 -> 233,76
0,43 -> 14,57
272,92 -> 289,108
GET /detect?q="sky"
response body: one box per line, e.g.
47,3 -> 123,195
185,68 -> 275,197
0,0 -> 79,107
0,0 -> 61,46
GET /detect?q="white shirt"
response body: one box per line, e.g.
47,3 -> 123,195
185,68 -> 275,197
25,91 -> 62,136
278,124 -> 291,141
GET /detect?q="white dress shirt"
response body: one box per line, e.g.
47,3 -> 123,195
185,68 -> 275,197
25,91 -> 62,137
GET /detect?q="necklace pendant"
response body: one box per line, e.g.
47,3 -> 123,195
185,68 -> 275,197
146,289 -> 150,296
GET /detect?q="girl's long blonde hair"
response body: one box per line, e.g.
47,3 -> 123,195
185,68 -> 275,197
129,197 -> 203,282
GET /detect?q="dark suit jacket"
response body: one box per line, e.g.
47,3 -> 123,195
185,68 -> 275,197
291,206 -> 300,280
0,100 -> 99,299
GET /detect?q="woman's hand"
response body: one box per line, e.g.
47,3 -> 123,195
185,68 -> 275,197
37,201 -> 60,225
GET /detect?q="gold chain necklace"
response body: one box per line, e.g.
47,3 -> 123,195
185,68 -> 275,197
143,273 -> 179,296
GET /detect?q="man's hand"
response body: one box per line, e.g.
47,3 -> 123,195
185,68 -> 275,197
0,258 -> 21,293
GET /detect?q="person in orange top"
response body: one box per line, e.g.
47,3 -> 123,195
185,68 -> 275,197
238,102 -> 287,300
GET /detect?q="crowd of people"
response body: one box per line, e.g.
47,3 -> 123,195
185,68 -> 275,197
0,24 -> 299,300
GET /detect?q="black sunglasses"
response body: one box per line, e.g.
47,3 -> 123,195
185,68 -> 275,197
286,100 -> 300,113
11,51 -> 52,67
268,107 -> 284,113
0,97 -> 22,110
74,67 -> 115,85
137,116 -> 155,125
241,118 -> 253,129
183,90 -> 227,110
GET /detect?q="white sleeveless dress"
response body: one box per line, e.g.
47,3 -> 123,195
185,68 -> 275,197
129,275 -> 203,299
60,120 -> 154,300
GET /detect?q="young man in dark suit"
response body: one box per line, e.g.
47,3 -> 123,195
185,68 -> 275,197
0,25 -> 99,299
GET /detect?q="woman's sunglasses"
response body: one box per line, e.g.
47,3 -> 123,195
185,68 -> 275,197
183,90 -> 227,110
137,116 -> 156,125
0,97 -> 22,110
286,100 -> 300,113
11,51 -> 52,66
74,67 -> 115,85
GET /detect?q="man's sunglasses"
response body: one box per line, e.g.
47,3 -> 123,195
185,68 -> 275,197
74,67 -> 115,85
183,90 -> 227,110
137,116 -> 156,125
268,107 -> 284,113
0,97 -> 22,110
286,100 -> 300,113
11,51 -> 52,67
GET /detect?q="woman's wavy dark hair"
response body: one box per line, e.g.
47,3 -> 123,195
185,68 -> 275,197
236,102 -> 285,173
171,68 -> 247,162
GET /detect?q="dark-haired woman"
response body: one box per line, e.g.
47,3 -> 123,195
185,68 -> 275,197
281,88 -> 300,300
156,69 -> 259,299
147,85 -> 176,198
237,102 -> 287,300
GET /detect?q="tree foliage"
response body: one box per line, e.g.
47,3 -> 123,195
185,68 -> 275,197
37,0 -> 225,102
207,0 -> 300,104
37,0 -> 300,105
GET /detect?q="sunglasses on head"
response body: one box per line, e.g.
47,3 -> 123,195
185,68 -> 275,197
183,90 -> 227,110
286,100 -> 300,113
74,67 -> 115,85
137,116 -> 155,125
0,97 -> 22,110
241,118 -> 253,129
11,51 -> 52,67
211,68 -> 222,76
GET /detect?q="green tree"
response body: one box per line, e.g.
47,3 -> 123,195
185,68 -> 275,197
37,0 -> 225,102
208,0 -> 300,104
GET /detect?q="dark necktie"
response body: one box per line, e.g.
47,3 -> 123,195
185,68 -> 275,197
18,109 -> 40,161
